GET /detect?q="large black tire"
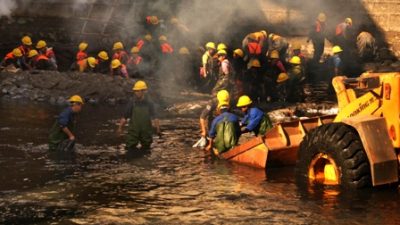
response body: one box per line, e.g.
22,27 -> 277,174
296,123 -> 371,189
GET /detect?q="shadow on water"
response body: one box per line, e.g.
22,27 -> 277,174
1,100 -> 400,224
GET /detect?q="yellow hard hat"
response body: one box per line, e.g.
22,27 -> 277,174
269,50 -> 279,59
69,95 -> 84,104
248,33 -> 257,40
113,42 -> 124,51
260,30 -> 268,37
111,59 -> 122,69
217,49 -> 227,56
179,47 -> 190,55
332,45 -> 343,54
132,80 -> 148,91
205,42 -> 216,49
170,17 -> 179,25
159,35 -> 167,42
217,43 -> 227,51
277,73 -> 289,83
12,48 -> 23,57
87,57 -> 97,68
345,17 -> 353,25
291,42 -> 301,50
131,47 -> 140,54
98,51 -> 109,60
22,36 -> 32,46
233,49 -> 244,58
318,13 -> 326,22
36,40 -> 47,49
150,16 -> 159,25
79,42 -> 88,51
28,49 -> 38,58
217,90 -> 230,103
289,56 -> 301,65
237,95 -> 253,107
250,58 -> 261,68
144,34 -> 152,41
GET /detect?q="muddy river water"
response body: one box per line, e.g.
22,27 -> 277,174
1,100 -> 400,225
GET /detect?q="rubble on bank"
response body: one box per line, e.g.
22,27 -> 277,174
0,71 -> 137,105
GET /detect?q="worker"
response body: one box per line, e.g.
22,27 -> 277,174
290,42 -> 306,68
110,59 -> 129,78
0,48 -> 25,69
193,90 -> 230,149
117,80 -> 160,151
27,49 -> 56,70
237,95 -> 273,136
232,48 -> 246,99
242,30 -> 268,53
48,95 -> 84,151
276,72 -> 290,102
18,36 -> 33,58
112,42 -> 129,65
95,51 -> 110,74
287,56 -> 305,102
201,42 -> 217,79
137,34 -> 152,51
72,56 -> 97,72
335,18 -> 354,51
127,47 -> 143,78
246,58 -> 264,103
244,33 -> 262,62
205,99 -> 240,156
331,45 -> 343,76
308,13 -> 327,62
159,35 -> 174,54
266,50 -> 286,102
36,40 -> 58,70
217,43 -> 227,51
212,49 -> 232,96
136,34 -> 156,75
267,33 -> 289,62
76,42 -> 88,61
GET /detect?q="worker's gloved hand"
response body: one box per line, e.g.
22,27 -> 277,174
192,136 -> 207,148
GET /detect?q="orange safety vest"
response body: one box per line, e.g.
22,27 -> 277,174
137,39 -> 145,50
113,51 -> 129,62
161,43 -> 173,54
77,59 -> 88,72
46,48 -> 55,58
248,42 -> 262,55
4,52 -> 15,60
35,54 -> 49,63
18,45 -> 29,56
128,56 -> 142,65
76,50 -> 87,61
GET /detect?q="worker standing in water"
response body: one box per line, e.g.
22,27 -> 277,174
193,90 -> 230,149
205,99 -> 240,156
117,80 -> 160,151
236,95 -> 273,136
48,95 -> 84,151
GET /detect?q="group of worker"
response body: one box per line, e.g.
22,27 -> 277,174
0,36 -> 57,71
49,80 -> 160,152
71,34 -> 190,79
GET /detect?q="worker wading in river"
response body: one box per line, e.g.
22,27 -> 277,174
117,80 -> 160,151
48,95 -> 84,151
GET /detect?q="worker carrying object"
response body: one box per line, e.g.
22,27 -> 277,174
48,95 -> 84,151
237,95 -> 273,136
335,17 -> 354,51
205,100 -> 240,156
117,80 -> 161,151
267,33 -> 289,62
193,90 -> 230,149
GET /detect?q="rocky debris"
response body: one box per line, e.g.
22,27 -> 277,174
0,71 -> 137,105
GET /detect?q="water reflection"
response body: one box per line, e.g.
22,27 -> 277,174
0,100 -> 400,224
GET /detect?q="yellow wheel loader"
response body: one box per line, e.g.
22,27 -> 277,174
220,72 -> 400,188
